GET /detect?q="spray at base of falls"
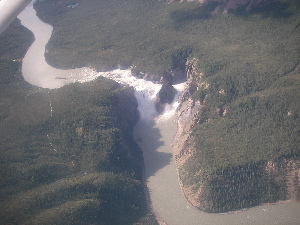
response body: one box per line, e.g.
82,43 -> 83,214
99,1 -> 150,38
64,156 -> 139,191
76,68 -> 187,121
18,3 -> 300,224
18,1 -> 186,119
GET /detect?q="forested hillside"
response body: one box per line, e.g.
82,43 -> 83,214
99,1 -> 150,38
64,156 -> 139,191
0,19 -> 157,224
177,0 -> 300,212
33,0 -> 300,213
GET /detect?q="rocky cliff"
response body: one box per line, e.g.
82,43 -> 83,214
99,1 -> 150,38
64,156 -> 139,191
173,94 -> 202,207
173,60 -> 300,213
31,0 -> 300,215
172,61 -> 203,208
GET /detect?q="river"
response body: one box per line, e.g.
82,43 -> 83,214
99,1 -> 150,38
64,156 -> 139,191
18,2 -> 300,225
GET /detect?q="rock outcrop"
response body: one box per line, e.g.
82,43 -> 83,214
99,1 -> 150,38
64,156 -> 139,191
172,60 -> 300,213
172,77 -> 203,207
155,83 -> 177,113
161,68 -> 187,85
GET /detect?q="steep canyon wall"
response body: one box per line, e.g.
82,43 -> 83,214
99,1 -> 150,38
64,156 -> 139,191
173,61 -> 300,213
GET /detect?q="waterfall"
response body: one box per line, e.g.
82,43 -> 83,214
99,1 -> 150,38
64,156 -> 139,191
18,1 -> 186,119
18,3 -> 300,225
74,68 -> 187,121
98,69 -> 187,121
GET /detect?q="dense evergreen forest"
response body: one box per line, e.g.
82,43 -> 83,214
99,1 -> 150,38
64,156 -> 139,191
180,0 -> 300,212
0,19 -> 157,224
7,0 -> 299,215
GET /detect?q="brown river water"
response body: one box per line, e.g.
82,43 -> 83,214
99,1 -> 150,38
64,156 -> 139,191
18,2 -> 300,224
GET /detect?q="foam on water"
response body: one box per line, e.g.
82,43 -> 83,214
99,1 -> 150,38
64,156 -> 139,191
96,69 -> 187,122
18,3 -> 300,225
156,82 -> 187,122
19,2 -> 185,121
100,69 -> 162,120
70,67 -> 187,122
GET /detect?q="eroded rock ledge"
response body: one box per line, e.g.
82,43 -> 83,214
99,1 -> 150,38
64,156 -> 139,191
173,61 -> 300,213
172,72 -> 203,207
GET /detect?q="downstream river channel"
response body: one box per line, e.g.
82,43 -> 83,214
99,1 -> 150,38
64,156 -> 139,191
18,2 -> 300,225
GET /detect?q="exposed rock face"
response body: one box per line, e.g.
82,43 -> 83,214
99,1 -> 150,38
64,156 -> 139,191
172,79 -> 202,207
161,71 -> 174,85
155,84 -> 177,113
173,66 -> 300,213
173,91 -> 201,166
161,68 -> 188,85
266,159 -> 300,203
173,60 -> 200,166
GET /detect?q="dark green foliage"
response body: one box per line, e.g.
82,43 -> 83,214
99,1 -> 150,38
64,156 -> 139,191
32,0 -> 300,213
171,46 -> 192,69
0,21 -> 157,225
237,0 -> 294,18
34,0 -> 300,78
184,74 -> 300,212
180,0 -> 300,212
170,2 -> 216,28
0,19 -> 33,85
197,161 -> 287,213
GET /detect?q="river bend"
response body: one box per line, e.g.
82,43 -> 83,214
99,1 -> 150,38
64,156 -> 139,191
18,3 -> 300,225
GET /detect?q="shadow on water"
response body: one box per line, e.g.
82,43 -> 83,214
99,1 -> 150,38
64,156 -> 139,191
134,119 -> 173,179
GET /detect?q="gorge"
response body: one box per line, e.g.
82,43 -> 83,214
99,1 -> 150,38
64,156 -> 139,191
0,0 -> 299,224
11,1 -> 300,224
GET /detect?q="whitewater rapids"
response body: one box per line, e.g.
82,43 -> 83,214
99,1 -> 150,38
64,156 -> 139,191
18,2 -> 300,225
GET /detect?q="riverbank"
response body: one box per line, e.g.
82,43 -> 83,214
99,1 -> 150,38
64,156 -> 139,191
0,5 -> 158,225
16,0 -> 300,224
173,62 -> 300,213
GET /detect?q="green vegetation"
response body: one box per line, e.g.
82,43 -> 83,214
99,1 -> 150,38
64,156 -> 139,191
34,0 -> 213,74
0,20 -> 157,224
33,0 -> 300,212
182,0 -> 300,212
34,0 -> 299,77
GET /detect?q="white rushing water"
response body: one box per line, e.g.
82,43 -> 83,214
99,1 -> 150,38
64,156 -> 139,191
18,3 -> 300,225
